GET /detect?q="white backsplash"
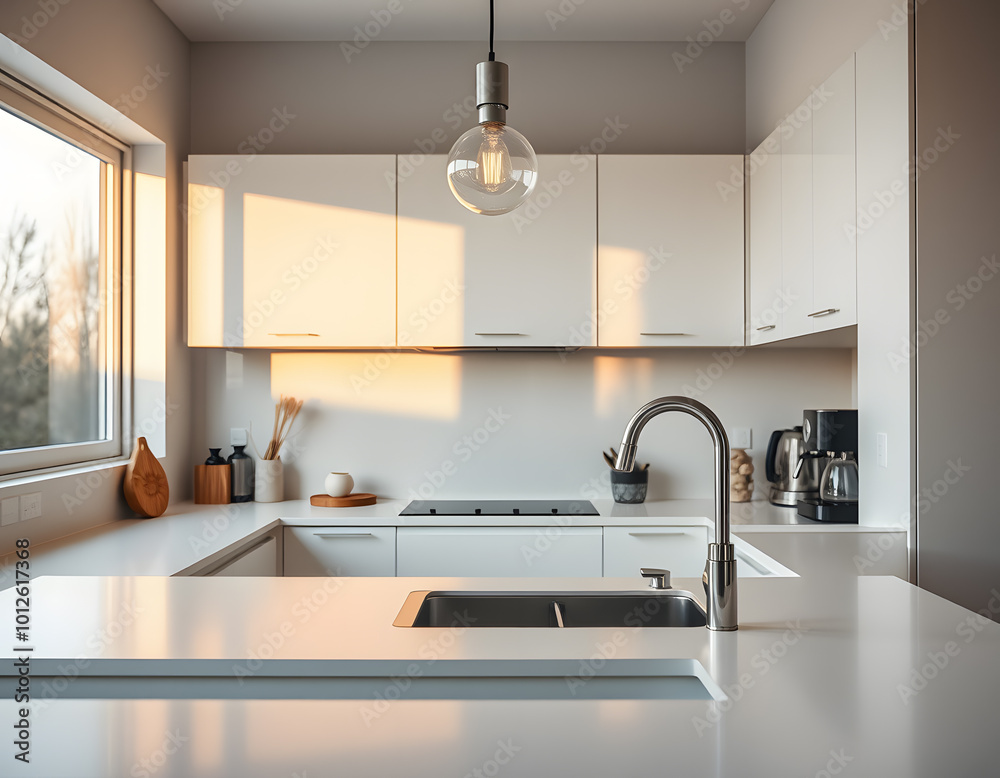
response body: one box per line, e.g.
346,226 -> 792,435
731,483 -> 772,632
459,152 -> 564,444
192,348 -> 855,504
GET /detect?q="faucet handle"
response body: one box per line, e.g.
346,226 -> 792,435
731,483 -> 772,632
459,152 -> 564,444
640,568 -> 671,590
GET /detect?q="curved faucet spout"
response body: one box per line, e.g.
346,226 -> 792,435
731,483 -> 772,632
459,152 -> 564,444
614,396 -> 738,631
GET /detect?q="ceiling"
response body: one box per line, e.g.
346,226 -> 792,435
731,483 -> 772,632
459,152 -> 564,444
152,0 -> 775,43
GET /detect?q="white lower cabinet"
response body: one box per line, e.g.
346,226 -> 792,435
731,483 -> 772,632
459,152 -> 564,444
603,526 -> 709,579
198,535 -> 279,577
283,527 -> 396,577
396,527 -> 603,578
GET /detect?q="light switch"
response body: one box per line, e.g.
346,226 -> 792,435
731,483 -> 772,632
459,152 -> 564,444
20,492 -> 41,521
730,427 -> 752,449
876,433 -> 888,468
230,427 -> 248,447
1,497 -> 18,527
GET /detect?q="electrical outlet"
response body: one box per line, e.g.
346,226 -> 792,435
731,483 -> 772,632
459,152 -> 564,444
20,492 -> 41,521
730,427 -> 752,449
877,433 -> 888,468
1,497 -> 18,527
230,427 -> 248,447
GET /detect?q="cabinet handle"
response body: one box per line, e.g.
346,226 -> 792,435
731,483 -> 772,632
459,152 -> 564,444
199,535 -> 274,576
736,552 -> 770,576
475,332 -> 527,337
628,530 -> 692,537
268,333 -> 320,337
314,532 -> 374,538
640,332 -> 692,337
807,309 -> 840,318
756,325 -> 776,332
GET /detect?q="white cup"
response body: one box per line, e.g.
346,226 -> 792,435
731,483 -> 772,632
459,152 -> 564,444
324,472 -> 354,498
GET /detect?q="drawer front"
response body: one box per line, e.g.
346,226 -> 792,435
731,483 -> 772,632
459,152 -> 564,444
283,527 -> 396,577
208,536 -> 278,577
396,527 -> 603,578
603,526 -> 709,578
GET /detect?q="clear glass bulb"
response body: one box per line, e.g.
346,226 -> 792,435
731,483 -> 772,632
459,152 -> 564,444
447,122 -> 537,215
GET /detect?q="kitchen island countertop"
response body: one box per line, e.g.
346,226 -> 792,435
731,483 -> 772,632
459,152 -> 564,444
1,573 -> 998,777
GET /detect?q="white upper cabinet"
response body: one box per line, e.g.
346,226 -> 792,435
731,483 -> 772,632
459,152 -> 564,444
748,128 -> 785,345
187,155 -> 397,348
597,156 -> 745,347
397,155 -> 597,348
749,54 -> 859,345
811,56 -> 857,332
780,109 -> 814,339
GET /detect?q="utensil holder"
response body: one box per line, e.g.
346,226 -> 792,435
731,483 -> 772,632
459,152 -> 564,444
611,468 -> 648,504
255,458 -> 284,503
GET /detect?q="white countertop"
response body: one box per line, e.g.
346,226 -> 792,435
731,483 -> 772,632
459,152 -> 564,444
0,497 -> 898,590
1,573 -> 997,776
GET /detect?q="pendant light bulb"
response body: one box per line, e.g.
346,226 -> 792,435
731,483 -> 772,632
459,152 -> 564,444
446,2 -> 537,215
476,125 -> 512,192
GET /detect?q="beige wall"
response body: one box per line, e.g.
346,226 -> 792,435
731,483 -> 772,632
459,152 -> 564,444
0,0 -> 189,554
190,41 -> 746,155
915,0 -> 1000,616
745,0 -> 900,148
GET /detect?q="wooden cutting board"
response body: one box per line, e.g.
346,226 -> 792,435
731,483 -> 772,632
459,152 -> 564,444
310,493 -> 377,508
123,437 -> 170,517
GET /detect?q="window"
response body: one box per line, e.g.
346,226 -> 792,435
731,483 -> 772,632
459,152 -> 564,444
0,73 -> 129,476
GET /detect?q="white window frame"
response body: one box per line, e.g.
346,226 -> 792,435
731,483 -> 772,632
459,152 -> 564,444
0,71 -> 133,477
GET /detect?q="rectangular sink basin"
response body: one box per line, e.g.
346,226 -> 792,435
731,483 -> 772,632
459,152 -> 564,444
394,590 -> 707,628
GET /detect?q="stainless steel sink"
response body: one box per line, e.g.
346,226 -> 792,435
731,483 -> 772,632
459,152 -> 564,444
393,590 -> 707,628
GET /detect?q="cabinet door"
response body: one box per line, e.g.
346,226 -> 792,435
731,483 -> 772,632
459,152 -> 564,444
396,527 -> 603,577
811,56 -> 858,332
187,155 -> 397,348
780,112 -> 814,338
203,536 -> 278,577
598,156 -> 745,347
283,527 -> 396,576
397,155 -> 597,347
748,129 -> 785,345
603,526 -> 709,579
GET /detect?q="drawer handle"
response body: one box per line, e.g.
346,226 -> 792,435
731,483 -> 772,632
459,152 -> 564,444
756,325 -> 776,332
628,530 -> 692,537
736,552 -> 770,575
807,309 -> 840,318
268,332 -> 320,337
314,532 -> 374,538
199,535 -> 274,576
475,332 -> 527,336
640,332 -> 692,337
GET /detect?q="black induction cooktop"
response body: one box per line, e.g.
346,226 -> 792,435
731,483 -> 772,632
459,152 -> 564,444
399,499 -> 599,516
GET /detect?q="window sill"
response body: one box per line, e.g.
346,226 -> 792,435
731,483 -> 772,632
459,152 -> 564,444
0,457 -> 130,492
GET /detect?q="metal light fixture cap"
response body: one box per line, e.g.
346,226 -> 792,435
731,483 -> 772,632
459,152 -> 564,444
476,60 -> 508,124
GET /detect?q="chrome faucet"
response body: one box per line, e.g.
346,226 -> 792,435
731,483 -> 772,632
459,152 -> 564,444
615,396 -> 738,631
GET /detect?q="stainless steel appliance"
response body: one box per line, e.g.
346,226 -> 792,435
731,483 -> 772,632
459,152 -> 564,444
795,409 -> 859,523
764,427 -> 821,507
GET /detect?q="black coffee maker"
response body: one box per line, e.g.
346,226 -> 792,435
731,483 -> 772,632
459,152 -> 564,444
794,409 -> 859,523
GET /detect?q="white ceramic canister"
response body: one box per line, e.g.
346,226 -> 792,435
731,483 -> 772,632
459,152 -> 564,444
324,472 -> 354,498
255,457 -> 284,503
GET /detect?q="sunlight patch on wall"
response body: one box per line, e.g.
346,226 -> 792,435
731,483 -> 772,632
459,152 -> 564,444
271,351 -> 462,420
594,354 -> 654,418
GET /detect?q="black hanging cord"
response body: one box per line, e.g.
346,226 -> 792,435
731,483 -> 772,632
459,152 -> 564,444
488,0 -> 495,61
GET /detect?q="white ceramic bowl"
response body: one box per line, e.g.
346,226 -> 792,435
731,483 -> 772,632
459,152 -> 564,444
324,472 -> 354,498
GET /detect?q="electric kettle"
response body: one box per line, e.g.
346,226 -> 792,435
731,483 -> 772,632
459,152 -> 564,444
765,427 -> 821,507
819,453 -> 859,503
